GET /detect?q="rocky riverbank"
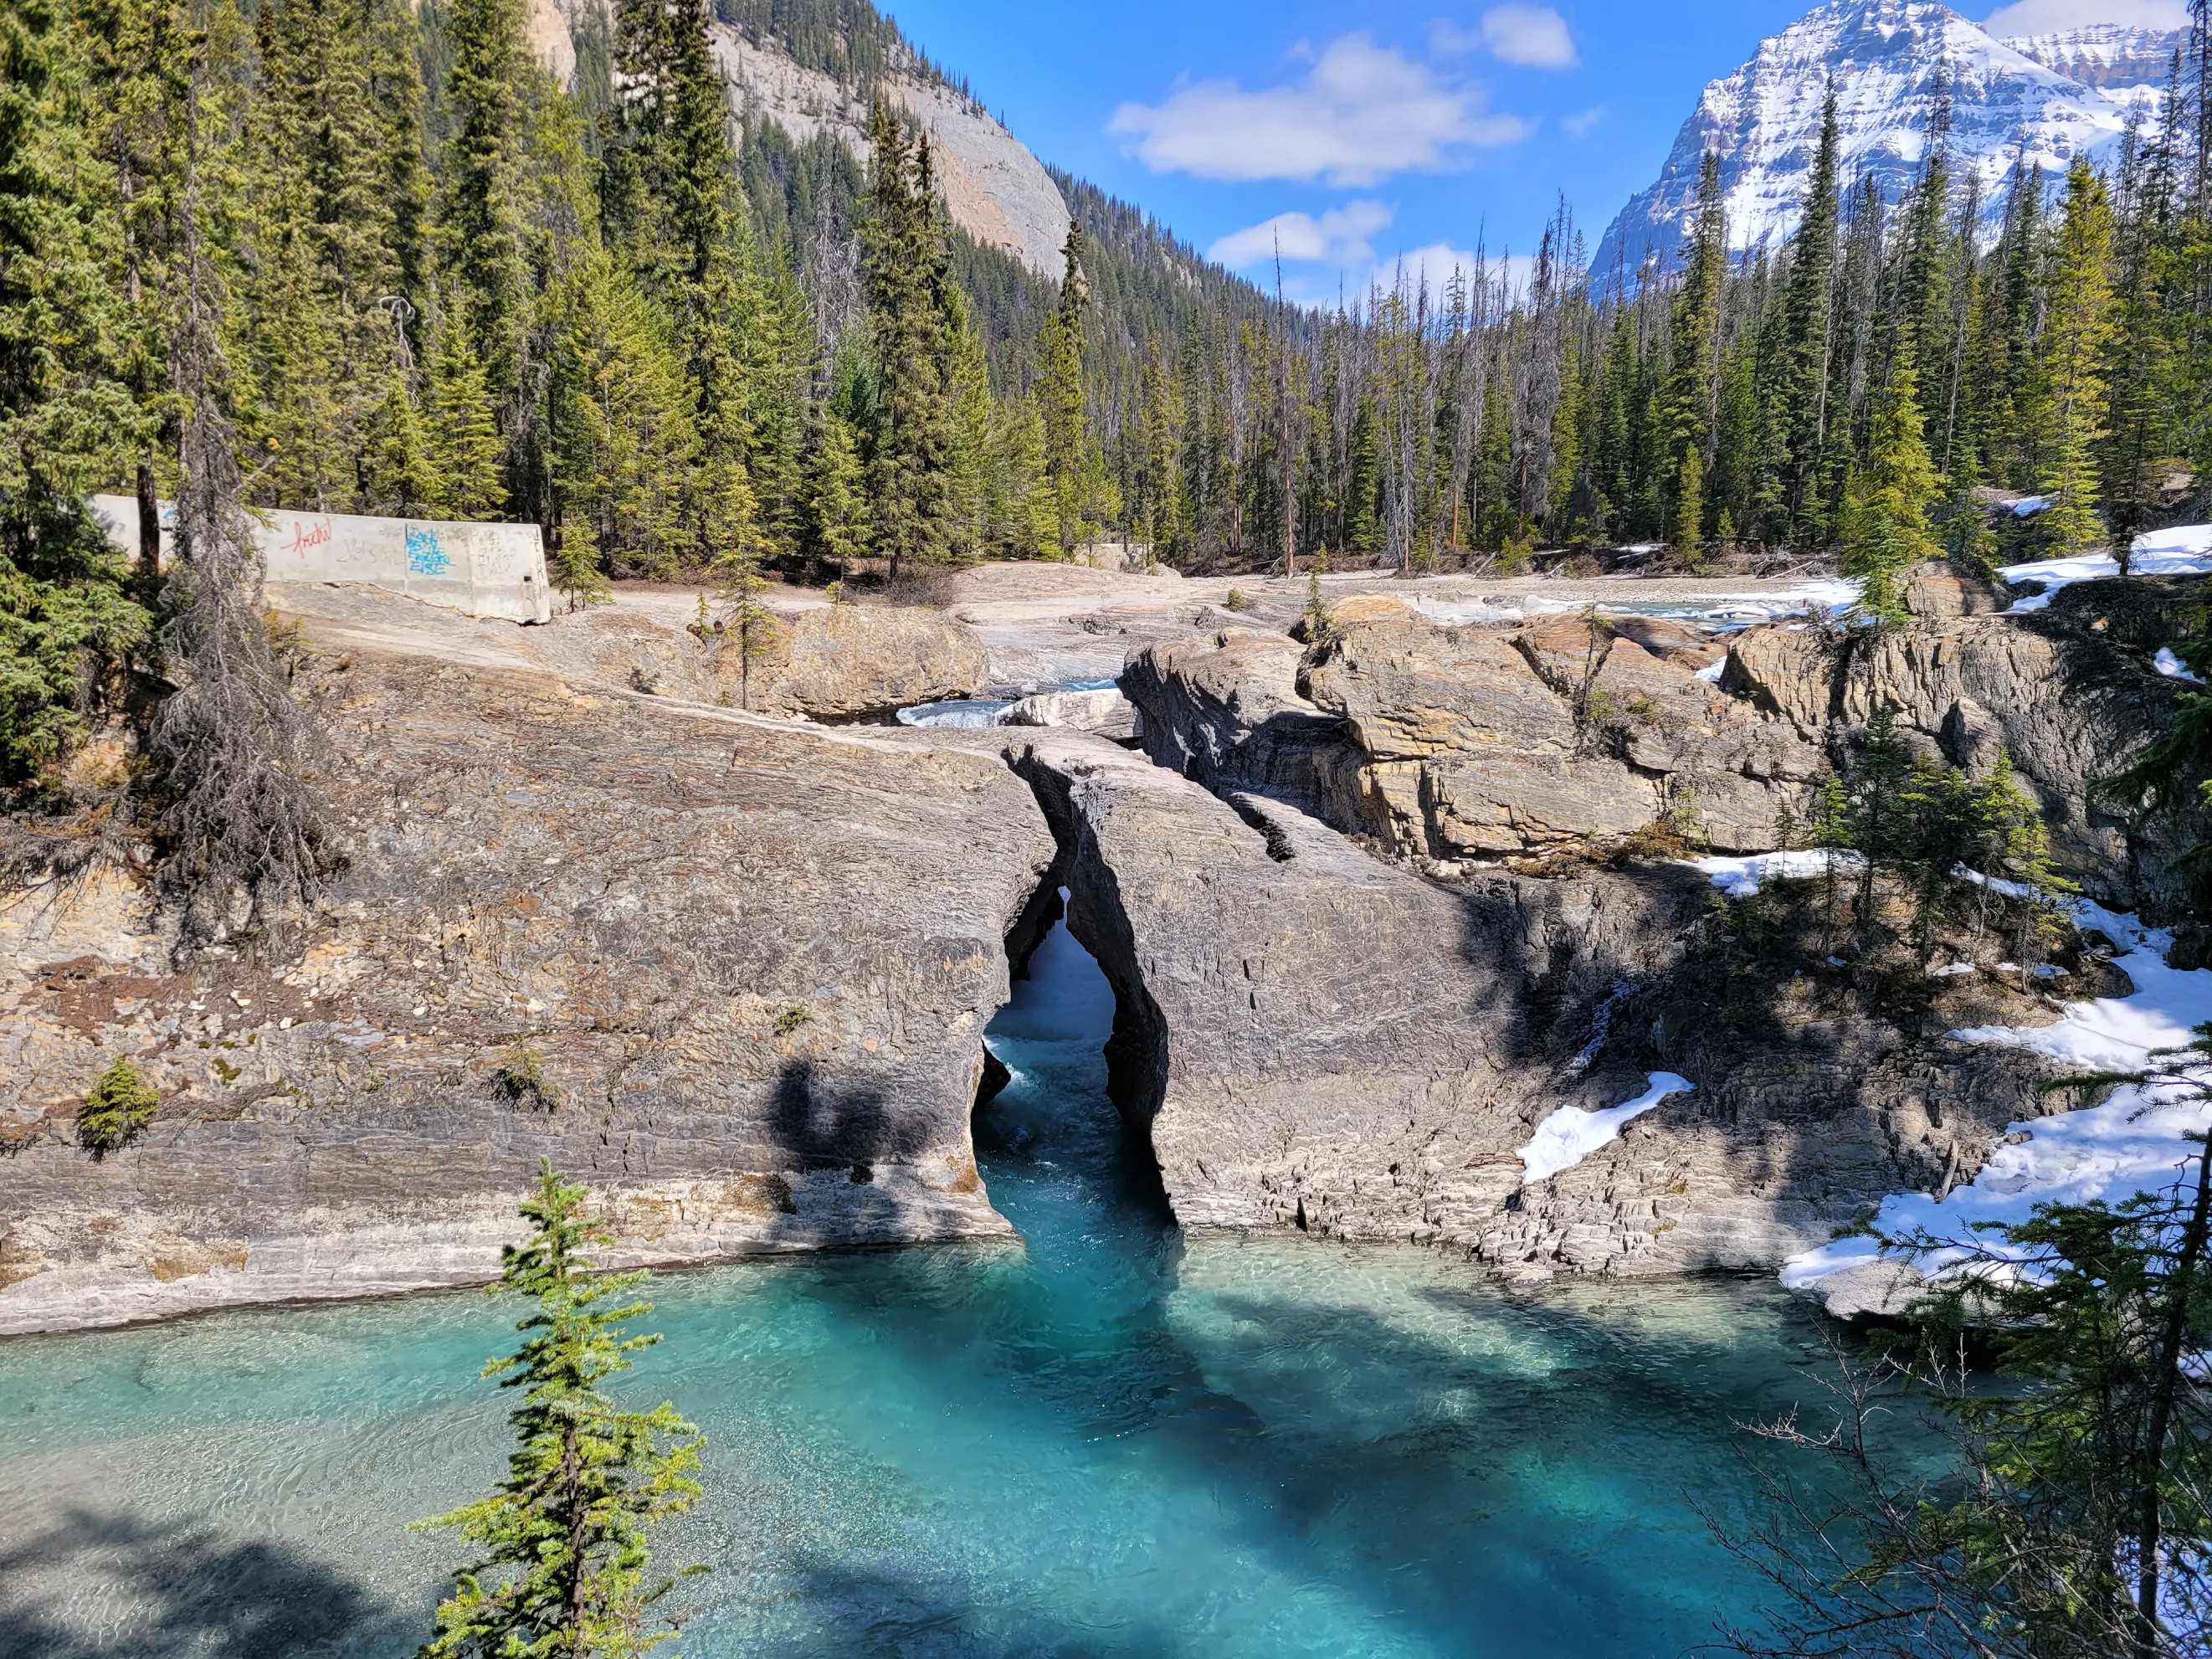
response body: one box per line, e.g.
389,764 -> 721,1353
0,560 -> 2198,1333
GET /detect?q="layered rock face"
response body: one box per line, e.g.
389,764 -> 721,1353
285,581 -> 989,722
744,604 -> 989,719
1724,580 -> 2204,913
1126,612 -> 1825,859
7,567 -> 2189,1333
1004,731 -> 2045,1277
0,633 -> 1048,1333
1125,579 -> 2200,909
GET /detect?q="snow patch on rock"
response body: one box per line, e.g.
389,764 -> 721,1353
1783,897 -> 2212,1303
1520,1073 -> 1696,1184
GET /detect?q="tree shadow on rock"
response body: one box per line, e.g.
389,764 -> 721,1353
767,1058 -> 934,1170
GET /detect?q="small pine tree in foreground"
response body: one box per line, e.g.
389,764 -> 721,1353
415,1162 -> 703,1659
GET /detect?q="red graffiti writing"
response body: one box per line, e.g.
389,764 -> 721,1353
281,517 -> 335,557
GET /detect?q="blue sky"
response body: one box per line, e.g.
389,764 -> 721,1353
880,0 -> 2183,300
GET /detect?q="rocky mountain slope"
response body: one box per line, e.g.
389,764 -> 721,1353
520,0 -> 1068,277
1593,0 -> 2178,277
706,21 -> 1070,277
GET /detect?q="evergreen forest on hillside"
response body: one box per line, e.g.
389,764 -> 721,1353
16,0 -> 2212,784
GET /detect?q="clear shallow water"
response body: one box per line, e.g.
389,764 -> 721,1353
0,915 -> 1843,1659
896,678 -> 1119,727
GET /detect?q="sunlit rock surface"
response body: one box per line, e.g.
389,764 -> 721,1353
0,608 -> 1043,1333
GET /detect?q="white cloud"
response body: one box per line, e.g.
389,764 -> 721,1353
1381,244 -> 1541,300
1982,0 -> 2185,33
1563,106 -> 1604,139
1107,33 -> 1531,187
1209,201 -> 1395,269
1478,5 -> 1579,69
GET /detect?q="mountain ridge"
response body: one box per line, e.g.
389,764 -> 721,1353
1592,0 -> 2179,280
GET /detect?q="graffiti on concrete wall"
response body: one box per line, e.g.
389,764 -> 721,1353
85,493 -> 551,624
404,526 -> 452,577
282,516 -> 334,558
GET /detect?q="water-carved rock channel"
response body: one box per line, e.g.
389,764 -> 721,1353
0,896 -> 1843,1659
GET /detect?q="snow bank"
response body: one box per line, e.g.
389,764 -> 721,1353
2009,496 -> 2049,517
2157,647 -> 2203,684
2001,526 -> 2212,614
1519,1073 -> 1695,1184
1782,898 -> 2212,1295
1684,849 -> 1866,898
1948,898 -> 2212,1073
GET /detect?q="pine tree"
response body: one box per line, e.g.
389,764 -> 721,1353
1663,150 -> 1726,543
428,321 -> 509,520
416,1163 -> 703,1659
807,406 -> 870,568
437,0 -> 532,433
0,0 -> 152,782
1778,89 -> 1842,541
548,245 -> 695,580
1840,344 -> 1942,620
1038,221 -> 1094,556
860,100 -> 952,576
2040,157 -> 2118,557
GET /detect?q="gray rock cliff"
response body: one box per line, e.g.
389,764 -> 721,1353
0,624 -> 1044,1333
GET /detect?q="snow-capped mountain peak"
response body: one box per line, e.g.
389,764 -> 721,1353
1592,0 -> 2179,280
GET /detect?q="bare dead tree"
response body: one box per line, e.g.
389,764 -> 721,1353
146,76 -> 324,949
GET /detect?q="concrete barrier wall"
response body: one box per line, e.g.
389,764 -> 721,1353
90,496 -> 554,625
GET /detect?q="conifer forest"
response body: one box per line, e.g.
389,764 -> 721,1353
15,0 -> 2212,776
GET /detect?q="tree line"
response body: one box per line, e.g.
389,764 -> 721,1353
22,0 -> 2212,791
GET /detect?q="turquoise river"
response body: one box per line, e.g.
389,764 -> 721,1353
0,913 -> 1860,1657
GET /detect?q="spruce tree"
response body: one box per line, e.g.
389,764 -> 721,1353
429,321 -> 509,519
1777,88 -> 1841,541
548,245 -> 695,580
2040,157 -> 2118,557
2105,108 -> 2179,553
1345,394 -> 1380,556
1132,335 -> 1183,564
807,407 -> 870,569
361,356 -> 440,516
437,0 -> 532,433
416,1162 -> 703,1659
1840,345 -> 1942,621
147,63 -> 323,942
0,0 -> 151,782
1038,222 -> 1095,556
1663,151 -> 1726,542
860,99 -> 952,578
943,281 -> 992,561
601,0 -> 764,575
1671,443 -> 1704,552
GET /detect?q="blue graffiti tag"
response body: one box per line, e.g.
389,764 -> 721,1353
405,526 -> 452,576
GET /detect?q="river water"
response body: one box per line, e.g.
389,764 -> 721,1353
0,915 -> 1845,1658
